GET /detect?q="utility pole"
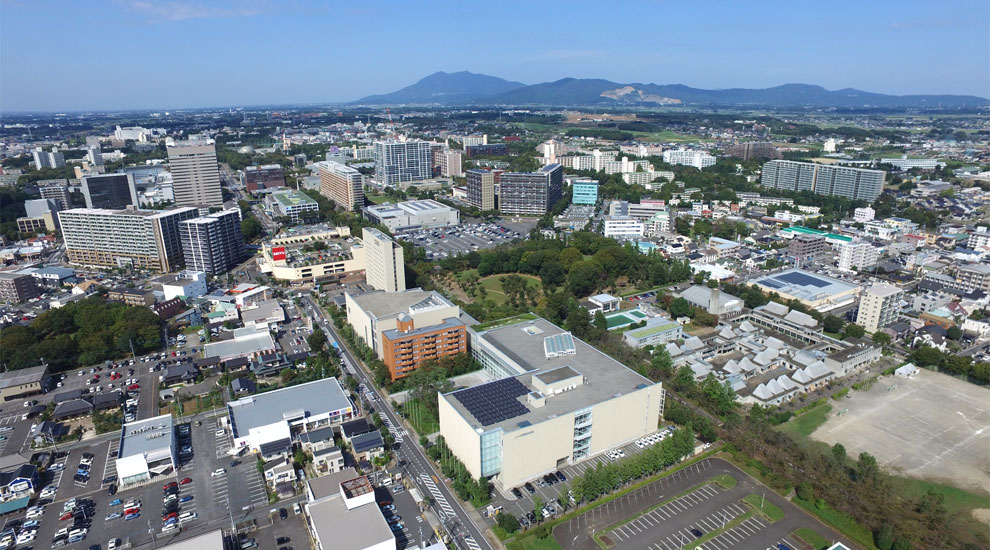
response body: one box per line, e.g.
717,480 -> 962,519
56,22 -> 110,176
148,519 -> 158,550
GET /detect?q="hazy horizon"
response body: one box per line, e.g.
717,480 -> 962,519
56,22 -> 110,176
2,0 -> 988,112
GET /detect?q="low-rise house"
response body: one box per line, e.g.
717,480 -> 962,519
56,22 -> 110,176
160,363 -> 199,386
313,446 -> 345,474
350,431 -> 385,463
299,426 -> 336,454
264,457 -> 297,490
0,464 -> 38,502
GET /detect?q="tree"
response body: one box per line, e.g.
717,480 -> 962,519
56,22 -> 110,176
307,329 -> 327,352
668,297 -> 691,318
673,365 -> 696,393
831,442 -> 846,466
649,347 -> 674,379
796,481 -> 814,501
843,323 -> 866,339
857,451 -> 879,483
946,326 -> 962,340
872,332 -> 891,347
874,523 -> 895,550
916,487 -> 946,529
496,511 -> 520,534
823,315 -> 845,334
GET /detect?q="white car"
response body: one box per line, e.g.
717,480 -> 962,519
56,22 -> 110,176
211,468 -> 226,477
178,511 -> 197,523
68,528 -> 88,538
15,532 -> 35,545
25,508 -> 44,520
108,538 -> 120,550
124,499 -> 141,509
215,429 -> 224,437
40,485 -> 57,498
162,523 -> 179,533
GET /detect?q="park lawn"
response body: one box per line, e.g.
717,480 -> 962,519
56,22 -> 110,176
456,268 -> 479,284
365,194 -> 391,204
893,478 -> 989,516
742,494 -> 784,522
479,274 -> 543,305
792,527 -> 830,550
778,404 -> 832,439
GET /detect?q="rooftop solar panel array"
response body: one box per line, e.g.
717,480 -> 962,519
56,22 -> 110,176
544,332 -> 576,358
776,271 -> 830,288
452,377 -> 530,426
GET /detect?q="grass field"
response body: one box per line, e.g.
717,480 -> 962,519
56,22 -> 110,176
792,527 -> 830,550
506,535 -> 561,550
402,398 -> 440,435
894,478 -> 989,517
365,194 -> 392,204
478,274 -> 543,305
742,494 -> 784,522
777,404 -> 832,439
713,474 -> 737,489
793,496 -> 879,550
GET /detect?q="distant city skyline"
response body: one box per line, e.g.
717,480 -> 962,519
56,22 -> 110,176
1,0 -> 988,112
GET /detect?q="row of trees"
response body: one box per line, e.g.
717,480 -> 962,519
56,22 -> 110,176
0,296 -> 162,371
909,345 -> 990,385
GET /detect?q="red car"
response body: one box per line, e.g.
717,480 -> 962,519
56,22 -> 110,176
60,512 -> 73,521
124,507 -> 140,515
179,478 -> 192,485
162,512 -> 177,521
128,384 -> 140,390
162,481 -> 177,490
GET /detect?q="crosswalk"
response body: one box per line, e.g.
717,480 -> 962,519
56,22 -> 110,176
463,536 -> 482,550
382,416 -> 405,443
420,474 -> 454,518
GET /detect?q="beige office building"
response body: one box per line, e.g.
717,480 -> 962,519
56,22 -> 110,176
318,161 -> 364,211
362,227 -> 404,292
345,289 -> 461,357
855,283 -> 903,333
167,141 -> 222,207
439,317 -> 664,490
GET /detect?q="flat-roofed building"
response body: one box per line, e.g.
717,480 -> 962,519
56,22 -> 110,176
227,378 -> 354,459
837,241 -> 879,272
623,318 -> 683,348
345,289 -> 462,358
787,234 -> 826,266
59,207 -> 198,272
362,227 -> 405,292
167,141 -> 222,207
856,283 -> 903,333
761,160 -> 885,201
0,272 -> 40,304
81,173 -> 138,209
603,215 -> 645,240
318,160 -> 364,211
116,414 -> 176,486
304,469 -> 395,550
751,268 -> 861,312
242,164 -> 286,192
956,263 -> 990,292
571,179 -> 599,205
374,140 -> 432,187
441,317 -> 664,489
39,182 -> 71,211
498,164 -> 563,215
382,314 -> 467,380
179,209 -> 244,275
363,199 -> 459,233
267,189 -> 319,223
466,169 -> 498,211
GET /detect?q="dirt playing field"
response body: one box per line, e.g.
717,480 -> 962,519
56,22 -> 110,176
812,369 -> 990,493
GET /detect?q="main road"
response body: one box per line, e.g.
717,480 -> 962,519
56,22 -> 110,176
302,295 -> 493,550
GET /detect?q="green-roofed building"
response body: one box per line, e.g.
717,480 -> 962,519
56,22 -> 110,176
781,226 -> 853,244
623,318 -> 683,348
266,189 -> 319,223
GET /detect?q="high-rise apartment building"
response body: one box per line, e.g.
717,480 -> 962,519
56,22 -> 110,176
497,164 -> 563,215
761,160 -> 885,201
441,151 -> 463,178
0,272 -> 40,304
86,146 -> 104,166
465,169 -> 498,211
373,140 -> 432,187
81,174 -> 138,209
39,182 -> 71,211
179,210 -> 244,275
32,147 -> 66,169
662,149 -> 716,169
856,283 -> 903,333
837,241 -> 879,272
318,161 -> 364,211
362,227 -> 405,293
955,263 -> 990,293
167,141 -> 223,207
465,144 -> 508,158
59,207 -> 198,272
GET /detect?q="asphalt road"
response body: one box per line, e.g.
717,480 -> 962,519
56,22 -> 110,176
302,295 -> 493,550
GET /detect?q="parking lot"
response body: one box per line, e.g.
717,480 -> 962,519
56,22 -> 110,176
552,458 -> 854,550
493,427 -> 680,524
395,220 -> 536,260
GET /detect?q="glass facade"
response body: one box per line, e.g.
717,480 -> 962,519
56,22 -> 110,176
572,407 -> 593,460
480,429 -> 503,477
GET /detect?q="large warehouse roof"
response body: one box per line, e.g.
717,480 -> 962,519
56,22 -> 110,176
227,378 -> 351,436
752,268 -> 859,302
446,317 -> 655,431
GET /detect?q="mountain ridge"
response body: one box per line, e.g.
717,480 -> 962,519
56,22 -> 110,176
351,73 -> 988,108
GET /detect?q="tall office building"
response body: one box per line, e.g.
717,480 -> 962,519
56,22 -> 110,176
571,179 -> 599,205
59,207 -> 198,272
465,169 -> 498,211
39,182 -> 71,211
856,283 -> 903,333
498,164 -> 563,215
318,161 -> 364,211
725,142 -> 781,161
32,147 -> 65,169
81,174 -> 138,209
167,141 -> 223,207
242,165 -> 285,192
373,140 -> 432,187
362,227 -> 405,292
24,199 -> 58,218
179,210 -> 244,275
761,160 -> 885,202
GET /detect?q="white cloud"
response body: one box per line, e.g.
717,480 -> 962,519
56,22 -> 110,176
119,0 -> 272,22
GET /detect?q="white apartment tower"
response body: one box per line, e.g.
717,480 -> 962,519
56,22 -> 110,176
837,241 -> 880,272
855,283 -> 903,333
362,227 -> 405,292
179,209 -> 244,275
167,141 -> 223,207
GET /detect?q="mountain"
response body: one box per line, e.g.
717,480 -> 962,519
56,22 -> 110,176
353,71 -> 525,104
353,74 -> 988,108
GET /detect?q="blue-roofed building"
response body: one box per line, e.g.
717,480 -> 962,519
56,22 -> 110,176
751,268 -> 861,312
571,179 -> 599,205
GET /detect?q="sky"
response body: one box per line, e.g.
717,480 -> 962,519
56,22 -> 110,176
2,0 -> 988,112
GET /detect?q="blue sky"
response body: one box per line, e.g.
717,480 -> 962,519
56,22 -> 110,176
2,0 -> 988,111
